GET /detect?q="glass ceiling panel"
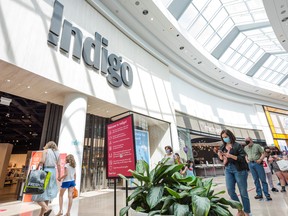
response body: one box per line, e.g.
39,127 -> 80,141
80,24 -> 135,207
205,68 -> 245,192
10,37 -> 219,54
161,0 -> 288,87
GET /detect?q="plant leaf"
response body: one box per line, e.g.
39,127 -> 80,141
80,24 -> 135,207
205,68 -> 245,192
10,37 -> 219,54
127,187 -> 144,202
119,206 -> 130,216
146,186 -> 164,209
192,195 -> 210,216
174,203 -> 190,216
210,203 -> 233,216
216,197 -> 243,210
148,210 -> 161,216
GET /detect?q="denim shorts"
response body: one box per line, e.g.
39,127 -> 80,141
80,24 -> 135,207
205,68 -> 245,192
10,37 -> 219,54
61,180 -> 76,188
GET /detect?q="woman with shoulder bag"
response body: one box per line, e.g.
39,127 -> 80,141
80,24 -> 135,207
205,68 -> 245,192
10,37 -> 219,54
32,141 -> 61,216
218,129 -> 251,216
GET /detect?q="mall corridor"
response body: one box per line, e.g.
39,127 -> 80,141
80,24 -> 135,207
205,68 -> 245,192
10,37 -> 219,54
1,174 -> 287,216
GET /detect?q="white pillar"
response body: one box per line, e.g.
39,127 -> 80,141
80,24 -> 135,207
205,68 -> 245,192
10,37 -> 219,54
58,93 -> 87,191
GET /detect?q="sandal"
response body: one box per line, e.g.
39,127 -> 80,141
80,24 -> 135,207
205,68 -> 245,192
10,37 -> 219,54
43,209 -> 52,216
55,212 -> 63,216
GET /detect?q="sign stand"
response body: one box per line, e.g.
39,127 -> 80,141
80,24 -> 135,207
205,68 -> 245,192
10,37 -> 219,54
126,180 -> 128,216
114,179 -> 117,216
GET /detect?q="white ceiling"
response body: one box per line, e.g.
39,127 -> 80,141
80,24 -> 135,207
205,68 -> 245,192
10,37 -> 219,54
90,0 -> 288,105
0,60 -> 128,118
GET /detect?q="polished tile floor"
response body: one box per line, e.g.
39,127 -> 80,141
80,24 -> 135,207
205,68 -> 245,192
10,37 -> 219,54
0,174 -> 287,216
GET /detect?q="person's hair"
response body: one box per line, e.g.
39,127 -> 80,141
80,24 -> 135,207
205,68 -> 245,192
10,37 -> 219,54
175,153 -> 180,157
220,129 -> 236,144
44,141 -> 58,151
264,146 -> 270,151
66,154 -> 76,168
164,146 -> 173,152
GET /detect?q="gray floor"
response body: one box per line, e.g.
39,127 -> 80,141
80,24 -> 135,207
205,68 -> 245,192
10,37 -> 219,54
1,174 -> 288,216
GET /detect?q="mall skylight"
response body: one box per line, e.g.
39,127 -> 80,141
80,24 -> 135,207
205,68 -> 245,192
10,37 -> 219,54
162,0 -> 288,88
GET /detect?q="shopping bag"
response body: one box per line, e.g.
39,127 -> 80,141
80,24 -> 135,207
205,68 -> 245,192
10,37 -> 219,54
276,159 -> 288,171
72,187 -> 78,199
23,169 -> 51,194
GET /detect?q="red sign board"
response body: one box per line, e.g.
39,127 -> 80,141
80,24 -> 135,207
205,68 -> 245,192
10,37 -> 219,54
106,115 -> 136,178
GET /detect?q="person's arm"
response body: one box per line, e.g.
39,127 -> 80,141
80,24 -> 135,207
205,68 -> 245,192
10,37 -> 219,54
58,166 -> 68,181
56,154 -> 61,178
37,150 -> 47,169
256,146 -> 265,164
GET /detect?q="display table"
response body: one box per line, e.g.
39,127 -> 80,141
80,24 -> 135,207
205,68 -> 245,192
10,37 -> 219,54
195,164 -> 224,177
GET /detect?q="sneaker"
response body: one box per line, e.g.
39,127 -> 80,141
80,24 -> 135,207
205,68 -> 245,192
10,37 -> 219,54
266,196 -> 272,201
271,188 -> 279,192
254,195 -> 263,199
281,188 -> 286,192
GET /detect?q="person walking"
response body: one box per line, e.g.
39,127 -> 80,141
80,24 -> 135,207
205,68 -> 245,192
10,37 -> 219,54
218,129 -> 251,216
56,154 -> 77,216
32,141 -> 61,216
244,137 -> 272,201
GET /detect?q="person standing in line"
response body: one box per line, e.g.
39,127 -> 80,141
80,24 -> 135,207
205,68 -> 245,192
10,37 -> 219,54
270,147 -> 288,192
174,153 -> 182,165
218,129 -> 251,216
180,160 -> 195,178
32,141 -> 61,216
244,137 -> 272,201
56,154 -> 77,216
263,147 -> 279,192
163,146 -> 175,165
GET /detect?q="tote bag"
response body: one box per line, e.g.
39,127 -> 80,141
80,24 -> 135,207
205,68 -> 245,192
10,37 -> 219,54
276,159 -> 288,172
23,169 -> 51,194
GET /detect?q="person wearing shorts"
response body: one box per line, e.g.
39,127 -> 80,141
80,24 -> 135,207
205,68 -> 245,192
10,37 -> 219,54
56,154 -> 76,216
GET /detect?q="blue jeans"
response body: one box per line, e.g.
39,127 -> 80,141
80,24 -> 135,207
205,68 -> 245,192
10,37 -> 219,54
248,162 -> 270,197
225,163 -> 251,214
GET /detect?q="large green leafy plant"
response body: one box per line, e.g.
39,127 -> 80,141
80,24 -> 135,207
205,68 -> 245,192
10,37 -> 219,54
119,160 -> 242,216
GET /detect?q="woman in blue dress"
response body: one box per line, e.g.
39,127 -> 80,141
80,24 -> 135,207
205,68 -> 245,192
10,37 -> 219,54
32,141 -> 61,216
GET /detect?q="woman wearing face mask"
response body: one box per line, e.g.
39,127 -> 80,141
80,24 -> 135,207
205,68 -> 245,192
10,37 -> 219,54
218,129 -> 251,216
163,146 -> 175,165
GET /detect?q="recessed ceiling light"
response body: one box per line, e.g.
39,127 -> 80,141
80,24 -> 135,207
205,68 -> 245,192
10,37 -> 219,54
235,83 -> 238,85
179,46 -> 184,50
176,34 -> 179,37
6,79 -> 10,82
281,10 -> 286,14
221,77 -> 225,79
150,17 -> 154,21
135,1 -> 140,5
44,91 -> 48,94
282,40 -> 286,42
255,90 -> 259,92
197,61 -> 202,64
281,17 -> 288,22
27,86 -> 31,88
143,10 -> 148,15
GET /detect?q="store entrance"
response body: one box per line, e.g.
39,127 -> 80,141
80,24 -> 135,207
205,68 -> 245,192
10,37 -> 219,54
0,92 -> 46,203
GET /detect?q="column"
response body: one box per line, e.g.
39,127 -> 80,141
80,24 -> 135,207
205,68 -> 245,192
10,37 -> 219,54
57,93 -> 87,191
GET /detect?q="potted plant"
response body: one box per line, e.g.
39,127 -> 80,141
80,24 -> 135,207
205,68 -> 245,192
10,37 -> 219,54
119,160 -> 242,216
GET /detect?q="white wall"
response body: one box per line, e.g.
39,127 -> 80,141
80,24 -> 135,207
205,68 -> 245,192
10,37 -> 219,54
171,74 -> 267,131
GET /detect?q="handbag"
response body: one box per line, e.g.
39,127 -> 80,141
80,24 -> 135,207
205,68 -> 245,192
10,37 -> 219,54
276,159 -> 288,171
23,169 -> 51,194
72,187 -> 78,199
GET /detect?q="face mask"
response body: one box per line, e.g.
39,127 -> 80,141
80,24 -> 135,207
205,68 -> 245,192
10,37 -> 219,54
223,137 -> 230,143
166,150 -> 171,154
245,140 -> 250,145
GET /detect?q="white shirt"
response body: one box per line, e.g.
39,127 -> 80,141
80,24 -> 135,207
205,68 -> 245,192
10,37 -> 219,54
263,158 -> 271,173
63,163 -> 76,182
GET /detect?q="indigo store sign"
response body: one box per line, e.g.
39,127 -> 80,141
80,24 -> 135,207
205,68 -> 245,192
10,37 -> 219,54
47,0 -> 133,88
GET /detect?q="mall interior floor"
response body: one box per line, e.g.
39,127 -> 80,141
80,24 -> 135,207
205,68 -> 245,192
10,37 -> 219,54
1,174 -> 288,216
